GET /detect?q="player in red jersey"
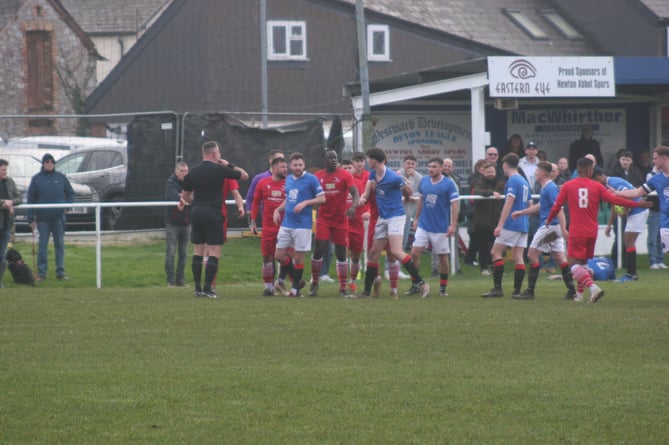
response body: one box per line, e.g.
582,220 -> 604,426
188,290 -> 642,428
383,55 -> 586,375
309,149 -> 359,297
251,157 -> 288,296
546,157 -> 651,303
342,156 -> 370,294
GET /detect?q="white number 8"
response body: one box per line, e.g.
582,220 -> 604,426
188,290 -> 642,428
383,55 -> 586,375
578,188 -> 588,208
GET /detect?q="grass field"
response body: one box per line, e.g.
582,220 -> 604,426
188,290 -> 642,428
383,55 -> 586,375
1,237 -> 668,444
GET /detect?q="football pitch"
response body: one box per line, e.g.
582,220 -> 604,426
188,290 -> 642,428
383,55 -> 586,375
1,238 -> 667,444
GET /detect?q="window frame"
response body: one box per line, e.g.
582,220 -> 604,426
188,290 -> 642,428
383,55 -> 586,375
502,9 -> 549,40
267,20 -> 307,61
367,24 -> 390,61
541,9 -> 583,40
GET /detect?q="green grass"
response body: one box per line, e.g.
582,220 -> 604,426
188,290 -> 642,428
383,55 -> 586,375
1,237 -> 668,444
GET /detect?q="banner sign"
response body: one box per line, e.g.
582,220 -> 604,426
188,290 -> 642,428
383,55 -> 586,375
371,113 -> 472,182
488,57 -> 615,97
506,108 -> 626,165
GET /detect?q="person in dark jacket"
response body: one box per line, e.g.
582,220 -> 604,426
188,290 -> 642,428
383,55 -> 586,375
0,159 -> 23,287
470,162 -> 505,274
165,162 -> 190,286
27,153 -> 75,281
568,124 -> 603,171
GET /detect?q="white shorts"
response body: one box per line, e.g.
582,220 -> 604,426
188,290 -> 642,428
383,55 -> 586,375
374,215 -> 406,240
661,228 -> 669,253
412,227 -> 450,254
495,228 -> 528,248
624,210 -> 649,233
529,224 -> 565,253
276,227 -> 312,252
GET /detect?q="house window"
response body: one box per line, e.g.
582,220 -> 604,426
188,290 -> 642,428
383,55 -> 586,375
367,24 -> 390,61
541,10 -> 582,40
503,9 -> 549,40
26,30 -> 54,111
267,21 -> 307,60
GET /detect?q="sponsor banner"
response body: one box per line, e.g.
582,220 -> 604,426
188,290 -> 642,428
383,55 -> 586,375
371,113 -> 472,181
507,108 -> 626,164
488,57 -> 615,97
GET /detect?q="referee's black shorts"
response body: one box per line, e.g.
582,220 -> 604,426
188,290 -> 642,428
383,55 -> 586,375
190,206 -> 225,245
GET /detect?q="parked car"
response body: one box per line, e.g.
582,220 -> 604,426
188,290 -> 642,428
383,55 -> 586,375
1,151 -> 99,231
56,144 -> 127,230
1,136 -> 127,160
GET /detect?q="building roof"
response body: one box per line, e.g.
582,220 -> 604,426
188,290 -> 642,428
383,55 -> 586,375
340,0 -> 597,56
0,0 -> 99,55
59,0 -> 169,34
639,0 -> 669,18
0,0 -> 25,30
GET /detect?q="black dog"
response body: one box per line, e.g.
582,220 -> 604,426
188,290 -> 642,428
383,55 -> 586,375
5,248 -> 35,286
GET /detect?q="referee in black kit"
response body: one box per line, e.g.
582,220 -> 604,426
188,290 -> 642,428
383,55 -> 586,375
180,141 -> 248,298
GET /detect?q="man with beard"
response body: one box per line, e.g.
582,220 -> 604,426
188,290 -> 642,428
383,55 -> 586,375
251,157 -> 288,296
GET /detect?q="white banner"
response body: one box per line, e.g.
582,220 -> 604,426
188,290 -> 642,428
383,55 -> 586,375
371,113 -> 472,180
488,57 -> 615,97
506,108 -> 626,165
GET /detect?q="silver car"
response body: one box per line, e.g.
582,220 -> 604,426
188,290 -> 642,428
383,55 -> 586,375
0,151 -> 99,231
56,144 -> 127,230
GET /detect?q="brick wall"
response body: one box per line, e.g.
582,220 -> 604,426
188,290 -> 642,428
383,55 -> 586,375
0,0 -> 97,138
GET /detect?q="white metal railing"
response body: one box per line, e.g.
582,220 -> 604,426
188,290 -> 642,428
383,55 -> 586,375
18,194 -> 629,288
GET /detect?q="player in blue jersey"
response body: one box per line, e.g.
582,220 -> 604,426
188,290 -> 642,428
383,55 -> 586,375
482,153 -> 531,298
511,161 -> 575,300
358,148 -> 429,298
273,152 -> 325,297
592,169 -> 649,282
409,157 -> 459,297
613,146 -> 669,266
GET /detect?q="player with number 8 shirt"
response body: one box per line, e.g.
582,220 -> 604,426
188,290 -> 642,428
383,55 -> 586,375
546,157 -> 652,303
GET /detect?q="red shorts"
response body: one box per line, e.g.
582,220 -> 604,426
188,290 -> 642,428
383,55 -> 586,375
348,229 -> 364,255
315,220 -> 348,245
261,227 -> 280,257
567,236 -> 596,261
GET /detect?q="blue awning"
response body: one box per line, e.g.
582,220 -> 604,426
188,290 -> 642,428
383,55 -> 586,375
614,57 -> 669,85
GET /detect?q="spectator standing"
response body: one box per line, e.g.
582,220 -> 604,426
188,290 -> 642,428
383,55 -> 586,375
519,141 -> 540,191
470,162 -> 505,275
181,141 -> 248,299
273,152 -> 325,297
481,153 -> 531,298
554,157 -> 571,186
485,146 -> 504,178
0,159 -> 22,287
165,162 -> 190,287
27,153 -> 75,281
568,124 -> 603,171
464,159 -> 487,266
605,150 -> 644,187
502,134 -> 525,158
396,155 -> 422,251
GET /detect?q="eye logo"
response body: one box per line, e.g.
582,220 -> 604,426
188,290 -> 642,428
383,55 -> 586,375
508,59 -> 537,79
